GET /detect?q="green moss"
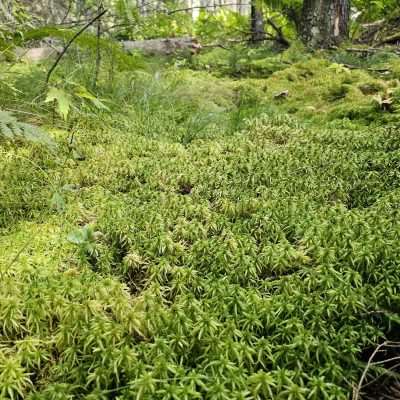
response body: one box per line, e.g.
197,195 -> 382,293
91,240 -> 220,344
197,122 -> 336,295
358,81 -> 385,95
325,83 -> 350,101
392,61 -> 400,80
1,48 -> 400,399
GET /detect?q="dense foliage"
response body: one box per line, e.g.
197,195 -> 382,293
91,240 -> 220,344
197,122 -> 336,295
2,0 -> 399,47
353,0 -> 399,21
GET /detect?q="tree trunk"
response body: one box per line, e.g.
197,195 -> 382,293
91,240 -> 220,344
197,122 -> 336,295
250,0 -> 265,43
300,0 -> 350,48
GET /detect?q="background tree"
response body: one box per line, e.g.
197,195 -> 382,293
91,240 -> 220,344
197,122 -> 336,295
300,0 -> 351,47
250,0 -> 265,43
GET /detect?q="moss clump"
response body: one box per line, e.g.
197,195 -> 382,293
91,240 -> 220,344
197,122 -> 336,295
325,83 -> 350,101
358,81 -> 385,95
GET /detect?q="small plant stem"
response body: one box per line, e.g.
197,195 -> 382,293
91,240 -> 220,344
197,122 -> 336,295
93,2 -> 104,89
45,8 -> 107,85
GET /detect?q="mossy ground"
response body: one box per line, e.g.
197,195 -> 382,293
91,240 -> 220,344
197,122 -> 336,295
1,44 -> 400,399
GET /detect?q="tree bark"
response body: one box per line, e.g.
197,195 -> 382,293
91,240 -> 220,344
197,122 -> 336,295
300,0 -> 350,48
250,0 -> 265,43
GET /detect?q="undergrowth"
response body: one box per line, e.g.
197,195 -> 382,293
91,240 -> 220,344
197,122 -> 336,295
0,43 -> 400,399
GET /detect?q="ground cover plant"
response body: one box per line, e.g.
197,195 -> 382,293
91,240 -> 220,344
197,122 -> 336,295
1,1 -> 400,396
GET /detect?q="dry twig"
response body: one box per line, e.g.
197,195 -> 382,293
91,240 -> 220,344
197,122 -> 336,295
353,341 -> 400,400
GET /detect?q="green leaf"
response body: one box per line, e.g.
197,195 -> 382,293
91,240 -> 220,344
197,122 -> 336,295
50,192 -> 65,213
67,226 -> 94,245
74,86 -> 96,101
0,109 -> 56,147
90,97 -> 110,111
75,86 -> 110,111
67,229 -> 86,245
72,149 -> 85,161
45,87 -> 72,121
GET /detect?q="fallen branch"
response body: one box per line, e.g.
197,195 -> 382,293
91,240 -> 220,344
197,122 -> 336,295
266,18 -> 290,47
202,35 -> 287,50
379,32 -> 400,46
345,47 -> 379,54
122,37 -> 201,55
353,341 -> 400,400
202,43 -> 229,50
353,341 -> 388,400
343,64 -> 391,73
45,8 -> 107,84
345,47 -> 400,56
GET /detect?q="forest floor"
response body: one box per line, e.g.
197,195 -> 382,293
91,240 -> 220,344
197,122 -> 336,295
1,44 -> 400,399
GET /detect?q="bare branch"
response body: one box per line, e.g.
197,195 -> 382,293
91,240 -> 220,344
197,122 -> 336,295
266,17 -> 289,46
353,341 -> 388,400
353,341 -> 400,400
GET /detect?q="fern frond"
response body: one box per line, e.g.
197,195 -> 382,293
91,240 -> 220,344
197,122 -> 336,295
0,109 -> 56,147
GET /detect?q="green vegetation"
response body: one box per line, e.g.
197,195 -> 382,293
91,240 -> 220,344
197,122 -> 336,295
1,42 -> 400,398
1,0 -> 400,397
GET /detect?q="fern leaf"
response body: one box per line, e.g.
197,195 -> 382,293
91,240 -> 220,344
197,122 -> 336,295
0,110 -> 56,147
0,121 -> 14,138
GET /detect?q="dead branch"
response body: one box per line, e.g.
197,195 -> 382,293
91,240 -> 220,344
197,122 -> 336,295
342,64 -> 391,73
345,47 -> 400,57
379,32 -> 400,46
353,341 -> 400,400
202,35 -> 286,50
361,362 -> 400,389
266,18 -> 290,47
346,47 -> 379,54
353,341 -> 389,400
122,37 -> 201,55
202,43 -> 229,50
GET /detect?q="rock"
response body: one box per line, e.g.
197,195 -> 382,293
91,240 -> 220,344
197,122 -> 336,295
358,82 -> 384,95
14,46 -> 62,62
274,90 -> 289,100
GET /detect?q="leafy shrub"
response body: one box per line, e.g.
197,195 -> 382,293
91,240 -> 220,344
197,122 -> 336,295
194,10 -> 248,43
192,47 -> 232,73
353,0 -> 399,21
192,45 -> 286,78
